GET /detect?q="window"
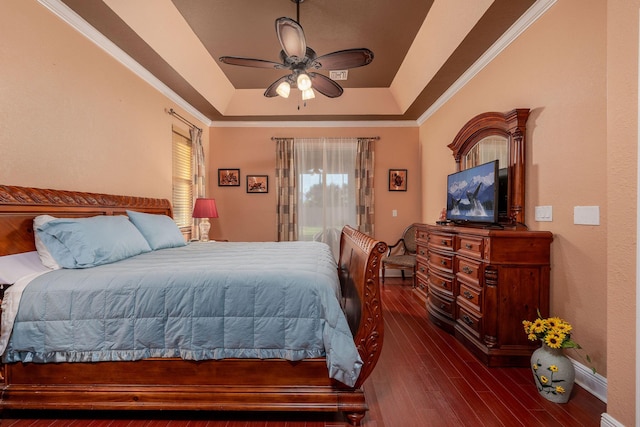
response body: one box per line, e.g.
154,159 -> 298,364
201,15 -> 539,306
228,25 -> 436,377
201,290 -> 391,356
295,138 -> 357,259
172,127 -> 192,230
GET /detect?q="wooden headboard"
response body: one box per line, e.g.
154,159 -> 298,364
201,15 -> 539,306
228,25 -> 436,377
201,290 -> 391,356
0,185 -> 172,256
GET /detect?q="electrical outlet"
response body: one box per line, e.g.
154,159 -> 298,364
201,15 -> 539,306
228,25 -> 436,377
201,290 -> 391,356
392,209 -> 397,217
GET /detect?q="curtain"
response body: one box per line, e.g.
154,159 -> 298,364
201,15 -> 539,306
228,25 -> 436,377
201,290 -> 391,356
190,126 -> 205,240
295,137 -> 357,260
275,138 -> 296,242
356,138 -> 375,236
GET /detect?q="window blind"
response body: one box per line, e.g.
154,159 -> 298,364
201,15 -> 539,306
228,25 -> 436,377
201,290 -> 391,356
172,127 -> 193,229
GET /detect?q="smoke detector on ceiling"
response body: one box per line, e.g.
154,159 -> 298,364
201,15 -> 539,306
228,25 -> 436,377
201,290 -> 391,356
329,70 -> 348,80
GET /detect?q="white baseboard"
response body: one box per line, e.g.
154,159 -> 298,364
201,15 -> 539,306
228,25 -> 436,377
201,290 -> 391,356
569,356 -> 607,403
600,412 -> 624,427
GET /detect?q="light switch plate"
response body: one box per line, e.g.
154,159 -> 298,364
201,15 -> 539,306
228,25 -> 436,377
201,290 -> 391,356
535,206 -> 553,222
574,206 -> 600,225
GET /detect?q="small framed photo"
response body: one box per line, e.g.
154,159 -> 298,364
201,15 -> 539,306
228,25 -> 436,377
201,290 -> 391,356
389,169 -> 408,191
247,175 -> 268,193
218,169 -> 240,186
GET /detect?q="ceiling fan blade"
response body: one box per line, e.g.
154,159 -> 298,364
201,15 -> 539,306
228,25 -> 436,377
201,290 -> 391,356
264,75 -> 292,97
309,73 -> 343,98
219,56 -> 285,70
313,48 -> 374,70
276,17 -> 306,60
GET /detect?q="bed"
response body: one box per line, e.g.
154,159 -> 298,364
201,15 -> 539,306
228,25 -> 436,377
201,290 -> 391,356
0,185 -> 387,426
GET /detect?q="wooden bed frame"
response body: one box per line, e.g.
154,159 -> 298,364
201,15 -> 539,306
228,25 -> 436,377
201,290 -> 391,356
0,185 -> 387,426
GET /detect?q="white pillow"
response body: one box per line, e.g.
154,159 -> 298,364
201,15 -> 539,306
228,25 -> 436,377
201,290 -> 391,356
33,215 -> 61,270
0,251 -> 51,284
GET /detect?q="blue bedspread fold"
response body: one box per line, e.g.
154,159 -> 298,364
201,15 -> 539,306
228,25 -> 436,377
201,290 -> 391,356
2,241 -> 362,387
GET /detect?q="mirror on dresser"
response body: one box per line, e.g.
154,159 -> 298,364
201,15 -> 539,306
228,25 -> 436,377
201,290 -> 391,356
447,109 -> 529,227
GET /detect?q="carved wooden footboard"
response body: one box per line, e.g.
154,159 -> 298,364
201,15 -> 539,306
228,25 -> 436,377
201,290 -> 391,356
0,185 -> 386,426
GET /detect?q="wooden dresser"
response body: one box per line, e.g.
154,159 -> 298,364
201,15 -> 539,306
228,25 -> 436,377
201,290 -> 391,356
415,223 -> 553,367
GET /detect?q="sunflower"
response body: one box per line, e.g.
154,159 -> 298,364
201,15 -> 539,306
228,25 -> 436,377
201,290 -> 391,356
548,365 -> 558,372
555,386 -> 565,394
539,375 -> 548,384
546,317 -> 563,329
532,318 -> 546,334
555,321 -> 572,334
544,332 -> 565,349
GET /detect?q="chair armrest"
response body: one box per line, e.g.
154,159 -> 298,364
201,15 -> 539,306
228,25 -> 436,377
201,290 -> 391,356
386,238 -> 407,256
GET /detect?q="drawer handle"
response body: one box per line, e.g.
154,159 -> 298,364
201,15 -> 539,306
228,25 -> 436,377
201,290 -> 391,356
440,260 -> 447,266
462,315 -> 474,326
465,243 -> 473,249
440,303 -> 446,309
462,266 -> 473,274
419,267 -> 426,273
441,239 -> 448,245
440,281 -> 447,288
420,250 -> 425,255
463,290 -> 473,299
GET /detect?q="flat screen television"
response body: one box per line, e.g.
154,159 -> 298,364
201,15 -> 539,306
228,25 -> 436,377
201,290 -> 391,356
446,160 -> 499,224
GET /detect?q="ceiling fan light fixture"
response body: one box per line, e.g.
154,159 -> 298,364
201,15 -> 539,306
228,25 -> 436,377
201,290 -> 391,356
301,88 -> 315,100
297,73 -> 312,91
276,81 -> 291,98
219,0 -> 373,102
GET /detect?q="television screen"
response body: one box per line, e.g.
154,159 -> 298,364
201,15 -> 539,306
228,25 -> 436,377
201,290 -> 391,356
446,160 -> 499,224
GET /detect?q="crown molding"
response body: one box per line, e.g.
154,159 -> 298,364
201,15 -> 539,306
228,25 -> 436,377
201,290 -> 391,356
416,0 -> 558,126
38,0 -> 555,129
209,120 -> 418,128
37,0 -> 213,128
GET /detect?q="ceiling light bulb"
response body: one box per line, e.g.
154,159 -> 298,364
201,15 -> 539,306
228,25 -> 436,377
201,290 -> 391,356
301,88 -> 315,100
297,73 -> 312,91
276,81 -> 290,98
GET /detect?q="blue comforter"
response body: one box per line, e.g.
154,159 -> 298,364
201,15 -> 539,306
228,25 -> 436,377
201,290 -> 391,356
2,241 -> 362,386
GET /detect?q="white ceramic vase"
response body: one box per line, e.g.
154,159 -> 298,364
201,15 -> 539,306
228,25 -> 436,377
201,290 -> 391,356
530,343 -> 575,403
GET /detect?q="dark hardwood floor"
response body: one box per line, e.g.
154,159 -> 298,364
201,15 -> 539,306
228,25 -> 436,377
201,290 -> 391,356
2,278 -> 605,426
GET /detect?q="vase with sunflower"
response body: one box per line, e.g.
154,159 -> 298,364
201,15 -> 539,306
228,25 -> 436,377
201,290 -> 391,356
523,315 -> 589,403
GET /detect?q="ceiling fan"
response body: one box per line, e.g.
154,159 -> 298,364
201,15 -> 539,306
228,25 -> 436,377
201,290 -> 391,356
218,0 -> 374,100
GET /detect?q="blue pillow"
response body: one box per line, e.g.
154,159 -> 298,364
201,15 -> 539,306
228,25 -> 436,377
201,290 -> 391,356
126,210 -> 186,250
36,216 -> 152,269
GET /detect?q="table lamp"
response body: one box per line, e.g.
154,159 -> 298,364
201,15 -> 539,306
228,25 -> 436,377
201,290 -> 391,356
192,198 -> 218,242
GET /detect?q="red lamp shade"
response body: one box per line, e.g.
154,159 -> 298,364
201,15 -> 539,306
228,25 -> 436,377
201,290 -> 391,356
192,198 -> 219,219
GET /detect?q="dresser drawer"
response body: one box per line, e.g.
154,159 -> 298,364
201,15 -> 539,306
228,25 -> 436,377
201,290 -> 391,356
416,228 -> 428,241
416,243 -> 428,259
456,256 -> 482,286
457,305 -> 482,338
428,250 -> 454,274
428,292 -> 455,318
428,233 -> 454,252
416,276 -> 428,293
416,260 -> 428,277
428,269 -> 454,295
458,282 -> 482,311
457,235 -> 484,260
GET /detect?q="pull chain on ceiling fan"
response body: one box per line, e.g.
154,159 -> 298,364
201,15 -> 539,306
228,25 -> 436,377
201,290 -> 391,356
219,0 -> 374,101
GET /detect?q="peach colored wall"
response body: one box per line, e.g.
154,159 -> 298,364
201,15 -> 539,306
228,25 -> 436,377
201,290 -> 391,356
0,0 -> 209,201
421,0 -> 637,423
208,126 -> 420,245
606,1 -> 639,424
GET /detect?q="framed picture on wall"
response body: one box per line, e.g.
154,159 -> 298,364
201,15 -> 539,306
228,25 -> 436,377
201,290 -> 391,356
246,175 -> 268,193
218,169 -> 240,186
389,169 -> 408,191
